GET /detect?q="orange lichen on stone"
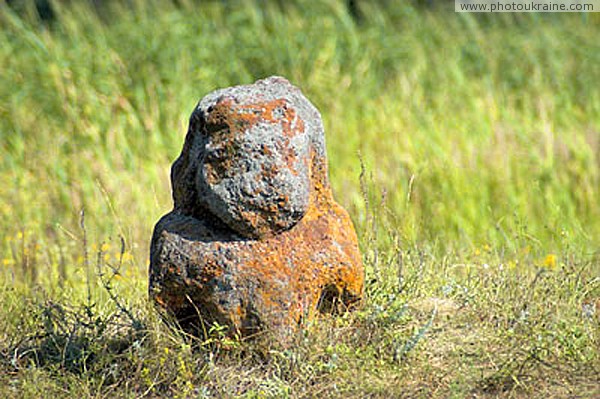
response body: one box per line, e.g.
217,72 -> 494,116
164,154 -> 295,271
205,98 -> 304,140
149,76 -> 363,344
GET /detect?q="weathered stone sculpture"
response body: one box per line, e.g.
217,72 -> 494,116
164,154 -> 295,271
149,76 -> 364,342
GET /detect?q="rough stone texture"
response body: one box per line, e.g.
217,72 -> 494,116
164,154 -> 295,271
149,76 -> 364,341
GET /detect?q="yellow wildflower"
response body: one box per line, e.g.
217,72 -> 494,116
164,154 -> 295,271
101,243 -> 110,252
543,254 -> 557,270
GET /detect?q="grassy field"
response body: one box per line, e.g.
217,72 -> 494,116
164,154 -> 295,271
0,0 -> 599,397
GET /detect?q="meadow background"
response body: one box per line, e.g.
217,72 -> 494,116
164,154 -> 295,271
0,0 -> 598,397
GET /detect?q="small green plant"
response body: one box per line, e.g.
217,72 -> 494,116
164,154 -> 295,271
6,212 -> 145,375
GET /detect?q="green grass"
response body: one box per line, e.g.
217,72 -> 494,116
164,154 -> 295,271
1,0 -> 599,397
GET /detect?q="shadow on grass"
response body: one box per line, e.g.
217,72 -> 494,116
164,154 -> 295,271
3,299 -> 146,375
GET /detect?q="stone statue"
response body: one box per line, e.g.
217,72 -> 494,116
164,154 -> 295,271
149,76 -> 364,342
